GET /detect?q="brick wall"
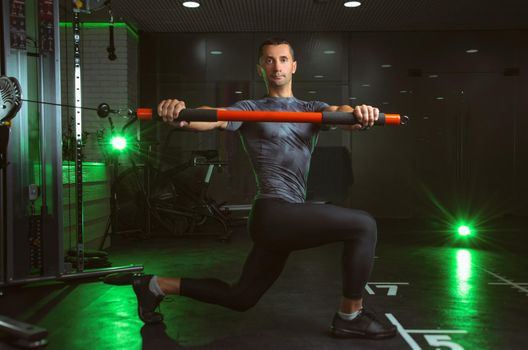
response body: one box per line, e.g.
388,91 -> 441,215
60,24 -> 138,162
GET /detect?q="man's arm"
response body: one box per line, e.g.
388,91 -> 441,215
157,99 -> 228,131
323,104 -> 378,131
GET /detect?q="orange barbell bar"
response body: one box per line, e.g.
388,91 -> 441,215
136,108 -> 408,126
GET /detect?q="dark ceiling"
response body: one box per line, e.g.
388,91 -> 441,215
67,0 -> 528,33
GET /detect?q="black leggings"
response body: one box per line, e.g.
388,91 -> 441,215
180,198 -> 377,311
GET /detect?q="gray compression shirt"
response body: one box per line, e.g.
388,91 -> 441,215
225,96 -> 329,203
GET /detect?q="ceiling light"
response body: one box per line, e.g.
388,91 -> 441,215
436,97 -> 444,100
400,90 -> 408,93
466,49 -> 479,53
361,83 -> 370,87
234,91 -> 243,94
313,75 -> 324,79
344,1 -> 362,7
210,50 -> 223,55
183,1 -> 200,8
323,50 -> 336,54
308,90 -> 317,94
381,64 -> 392,68
428,74 -> 439,78
349,97 -> 357,100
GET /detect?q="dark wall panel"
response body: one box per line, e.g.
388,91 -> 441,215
514,30 -> 528,216
206,33 -> 254,82
346,30 -> 526,219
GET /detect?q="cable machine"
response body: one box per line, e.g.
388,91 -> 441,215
0,1 -> 142,346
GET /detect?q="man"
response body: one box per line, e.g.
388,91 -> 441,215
133,38 -> 397,340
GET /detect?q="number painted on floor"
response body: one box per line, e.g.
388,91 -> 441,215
365,282 -> 408,296
424,335 -> 464,350
375,284 -> 398,296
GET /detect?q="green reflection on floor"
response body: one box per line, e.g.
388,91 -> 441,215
39,284 -> 143,349
446,248 -> 482,335
456,249 -> 472,297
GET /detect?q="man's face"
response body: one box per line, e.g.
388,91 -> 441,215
257,44 -> 297,88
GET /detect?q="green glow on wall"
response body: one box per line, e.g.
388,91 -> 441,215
59,22 -> 139,40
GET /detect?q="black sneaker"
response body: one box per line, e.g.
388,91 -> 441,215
330,309 -> 397,339
132,274 -> 164,324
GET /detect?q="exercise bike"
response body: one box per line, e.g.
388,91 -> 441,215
106,122 -> 235,242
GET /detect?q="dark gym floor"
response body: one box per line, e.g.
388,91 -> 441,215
1,217 -> 527,350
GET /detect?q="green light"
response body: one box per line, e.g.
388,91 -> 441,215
457,225 -> 471,236
59,22 -> 139,40
111,136 -> 127,151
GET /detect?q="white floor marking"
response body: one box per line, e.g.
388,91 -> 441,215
406,330 -> 468,334
385,313 -> 422,350
483,269 -> 528,295
385,313 -> 467,350
365,284 -> 375,295
376,285 -> 399,296
365,282 -> 409,296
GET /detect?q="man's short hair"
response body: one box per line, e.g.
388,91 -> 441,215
258,38 -> 295,63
